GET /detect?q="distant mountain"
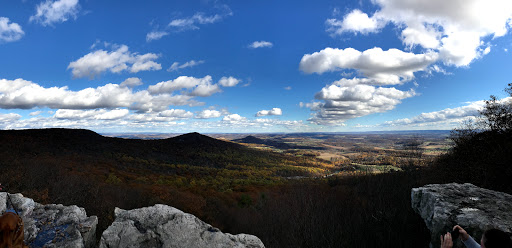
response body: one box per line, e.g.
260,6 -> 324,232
233,135 -> 324,150
0,128 -> 254,168
233,135 -> 295,149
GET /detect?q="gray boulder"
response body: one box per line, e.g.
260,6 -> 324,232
411,183 -> 512,248
0,192 -> 97,248
99,204 -> 265,248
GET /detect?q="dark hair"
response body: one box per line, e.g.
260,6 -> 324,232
483,229 -> 512,248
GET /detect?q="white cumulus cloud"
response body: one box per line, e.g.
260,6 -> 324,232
222,114 -> 246,123
326,9 -> 381,35
68,45 -> 161,79
148,75 -> 218,96
0,113 -> 21,123
0,78 -> 202,112
0,17 -> 24,43
303,79 -> 416,126
327,0 -> 512,66
218,76 -> 240,87
195,109 -> 221,119
30,0 -> 81,26
299,47 -> 438,85
256,108 -> 282,117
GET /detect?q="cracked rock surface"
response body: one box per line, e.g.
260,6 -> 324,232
0,192 -> 97,248
411,183 -> 512,248
99,204 -> 265,248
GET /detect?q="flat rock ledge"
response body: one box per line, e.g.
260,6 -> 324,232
99,204 -> 265,248
0,192 -> 97,248
411,183 -> 512,248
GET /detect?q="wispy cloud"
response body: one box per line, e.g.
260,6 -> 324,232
146,31 -> 169,42
248,41 -> 273,49
167,60 -> 204,72
379,99 -> 499,129
30,0 -> 81,26
168,5 -> 233,32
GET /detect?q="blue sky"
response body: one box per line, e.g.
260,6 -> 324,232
1,0 -> 512,133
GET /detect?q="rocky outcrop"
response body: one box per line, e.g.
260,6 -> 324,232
99,204 -> 265,248
411,183 -> 512,248
0,192 -> 97,248
1,193 -> 264,248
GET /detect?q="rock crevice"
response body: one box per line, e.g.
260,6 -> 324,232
2,194 -> 264,248
99,204 -> 265,248
411,183 -> 512,248
0,192 -> 97,248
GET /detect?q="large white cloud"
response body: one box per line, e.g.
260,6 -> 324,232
68,45 -> 161,79
30,0 -> 81,26
0,17 -> 24,43
0,78 -> 202,112
299,47 -> 438,85
256,108 -> 282,117
302,79 -> 416,126
304,0 -> 512,126
327,0 -> 512,66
